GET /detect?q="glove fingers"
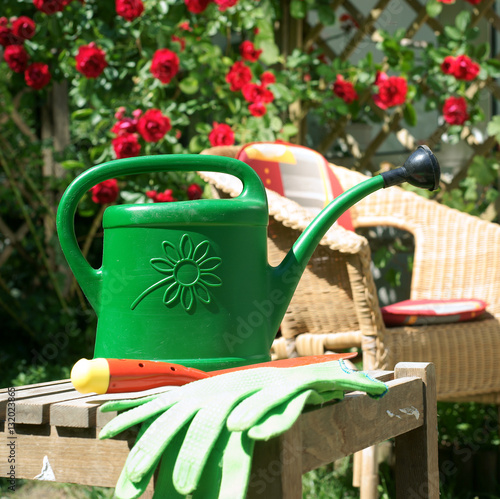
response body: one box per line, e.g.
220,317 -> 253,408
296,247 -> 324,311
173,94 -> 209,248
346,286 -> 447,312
99,390 -> 181,440
227,381 -> 319,430
326,360 -> 388,398
152,425 -> 188,499
218,431 -> 255,499
114,418 -> 157,499
114,462 -> 155,499
99,394 -> 160,413
173,395 -> 247,494
190,427 -> 232,499
126,398 -> 200,483
245,389 -> 313,440
247,389 -> 344,440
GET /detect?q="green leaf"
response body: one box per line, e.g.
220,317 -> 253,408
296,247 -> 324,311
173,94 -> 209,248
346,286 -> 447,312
333,98 -> 350,116
455,11 -> 471,32
426,0 -> 442,18
60,160 -> 85,170
195,122 -> 212,134
484,59 -> 500,78
317,6 -> 336,26
280,123 -> 298,139
290,0 -> 307,19
403,102 -> 417,127
270,116 -> 283,132
259,39 -> 280,65
71,109 -> 94,121
474,42 -> 490,61
179,77 -> 199,95
444,26 -> 462,41
487,115 -> 500,142
469,156 -> 496,186
188,134 -> 206,153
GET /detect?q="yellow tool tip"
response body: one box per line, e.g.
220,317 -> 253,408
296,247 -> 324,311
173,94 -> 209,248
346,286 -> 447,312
71,358 -> 110,394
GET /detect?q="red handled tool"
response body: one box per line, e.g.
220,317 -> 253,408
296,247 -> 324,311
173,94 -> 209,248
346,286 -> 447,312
71,352 -> 358,394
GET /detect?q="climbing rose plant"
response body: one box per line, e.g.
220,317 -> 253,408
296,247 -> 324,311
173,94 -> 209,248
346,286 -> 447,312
0,0 -> 499,209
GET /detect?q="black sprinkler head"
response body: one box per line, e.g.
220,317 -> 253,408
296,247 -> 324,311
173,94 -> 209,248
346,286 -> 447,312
381,145 -> 441,191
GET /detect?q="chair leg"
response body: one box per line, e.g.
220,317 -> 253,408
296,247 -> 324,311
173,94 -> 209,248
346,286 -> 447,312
360,445 -> 379,499
352,450 -> 362,487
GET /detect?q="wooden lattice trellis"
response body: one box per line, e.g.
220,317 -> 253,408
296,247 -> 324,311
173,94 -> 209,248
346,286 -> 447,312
287,0 -> 500,199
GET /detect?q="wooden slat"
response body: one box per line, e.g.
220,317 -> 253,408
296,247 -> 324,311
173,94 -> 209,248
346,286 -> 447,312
50,385 -> 177,428
0,379 -> 70,394
300,376 -> 424,472
15,390 -> 89,425
0,381 -> 73,420
0,425 -> 141,489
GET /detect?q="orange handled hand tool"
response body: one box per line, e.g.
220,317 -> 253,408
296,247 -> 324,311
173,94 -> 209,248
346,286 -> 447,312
71,352 -> 358,394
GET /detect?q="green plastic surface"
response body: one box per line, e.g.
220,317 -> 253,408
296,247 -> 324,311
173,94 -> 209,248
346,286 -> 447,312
56,154 -> 385,370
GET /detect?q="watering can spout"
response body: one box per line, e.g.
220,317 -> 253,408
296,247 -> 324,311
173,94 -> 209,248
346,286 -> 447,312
267,145 -> 440,340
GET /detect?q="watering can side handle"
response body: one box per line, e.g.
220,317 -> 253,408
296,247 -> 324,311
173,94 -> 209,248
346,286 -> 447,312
56,154 -> 267,313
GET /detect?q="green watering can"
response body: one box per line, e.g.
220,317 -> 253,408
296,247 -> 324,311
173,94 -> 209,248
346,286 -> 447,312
57,147 -> 440,371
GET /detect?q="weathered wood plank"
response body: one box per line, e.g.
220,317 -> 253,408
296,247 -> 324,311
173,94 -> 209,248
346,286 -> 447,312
0,382 -> 73,421
0,424 -> 142,489
395,362 -> 439,499
15,390 -> 89,425
50,385 -> 177,428
300,376 -> 424,473
0,379 -> 70,394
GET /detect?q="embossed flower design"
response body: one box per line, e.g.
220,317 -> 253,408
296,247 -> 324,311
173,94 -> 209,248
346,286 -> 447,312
131,234 -> 222,312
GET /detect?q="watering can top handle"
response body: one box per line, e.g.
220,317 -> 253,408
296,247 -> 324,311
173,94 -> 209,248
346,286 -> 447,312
56,154 -> 266,311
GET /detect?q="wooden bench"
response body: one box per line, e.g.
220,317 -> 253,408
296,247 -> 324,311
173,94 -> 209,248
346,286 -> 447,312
0,362 -> 438,498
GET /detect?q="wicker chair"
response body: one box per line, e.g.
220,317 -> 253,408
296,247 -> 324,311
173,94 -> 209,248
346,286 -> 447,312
200,145 -> 500,405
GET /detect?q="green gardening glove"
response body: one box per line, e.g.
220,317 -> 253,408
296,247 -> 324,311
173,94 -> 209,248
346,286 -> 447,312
99,359 -> 387,499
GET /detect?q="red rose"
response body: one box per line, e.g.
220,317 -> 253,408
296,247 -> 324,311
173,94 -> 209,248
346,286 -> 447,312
146,190 -> 158,201
465,0 -> 481,4
441,56 -> 456,75
333,74 -> 358,104
111,117 -> 138,135
0,26 -> 22,47
178,21 -> 192,31
76,43 -> 108,78
112,134 -> 141,158
442,96 -> 469,125
184,0 -> 211,14
116,0 -> 144,21
155,189 -> 177,202
242,83 -> 274,104
208,123 -> 234,147
249,102 -> 267,117
33,0 -> 66,15
452,54 -> 480,81
11,17 -> 36,40
4,45 -> 29,73
187,183 -> 203,200
239,41 -> 262,62
151,49 -> 180,84
437,0 -> 455,3
137,109 -> 172,142
25,62 -> 51,90
91,179 -> 119,204
214,0 -> 238,11
260,71 -> 276,86
225,61 -> 252,92
373,73 -> 407,109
